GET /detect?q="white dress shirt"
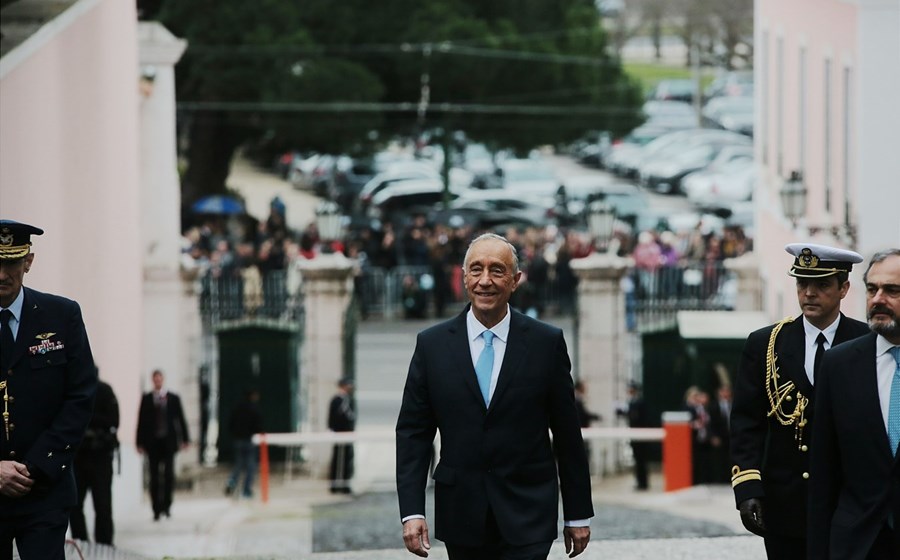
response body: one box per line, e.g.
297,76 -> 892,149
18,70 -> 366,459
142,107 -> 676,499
803,315 -> 840,385
466,307 -> 511,403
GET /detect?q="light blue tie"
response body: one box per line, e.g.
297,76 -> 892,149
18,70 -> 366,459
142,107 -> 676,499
475,331 -> 495,405
888,346 -> 900,457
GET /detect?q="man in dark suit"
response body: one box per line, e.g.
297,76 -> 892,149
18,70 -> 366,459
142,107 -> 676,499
328,378 -> 356,494
808,248 -> 900,560
0,220 -> 97,560
70,374 -> 119,545
730,242 -> 870,559
136,369 -> 190,521
396,233 -> 593,560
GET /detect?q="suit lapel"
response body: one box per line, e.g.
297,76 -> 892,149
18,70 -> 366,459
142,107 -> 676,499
446,308 -> 486,408
487,310 -> 528,414
779,317 -> 814,396
852,335 -> 897,460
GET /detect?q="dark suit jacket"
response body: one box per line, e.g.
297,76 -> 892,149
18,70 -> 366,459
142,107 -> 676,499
730,313 -> 869,537
0,287 -> 97,515
808,333 -> 900,560
136,389 -> 189,455
395,307 -> 593,547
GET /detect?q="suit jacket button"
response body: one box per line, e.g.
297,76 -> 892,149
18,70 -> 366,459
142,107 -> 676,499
801,445 -> 808,452
9,451 -> 15,458
802,472 -> 809,479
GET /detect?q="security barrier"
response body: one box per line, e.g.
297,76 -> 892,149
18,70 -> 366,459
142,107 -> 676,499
253,421 -> 695,504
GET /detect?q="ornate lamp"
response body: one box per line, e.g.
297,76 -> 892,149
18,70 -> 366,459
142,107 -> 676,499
315,201 -> 343,254
587,200 -> 616,252
779,170 -> 807,226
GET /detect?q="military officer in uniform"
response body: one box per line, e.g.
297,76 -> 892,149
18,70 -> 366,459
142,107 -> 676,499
730,243 -> 870,559
0,220 -> 97,560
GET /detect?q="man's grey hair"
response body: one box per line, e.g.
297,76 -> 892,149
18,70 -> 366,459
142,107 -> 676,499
463,233 -> 519,274
863,249 -> 900,284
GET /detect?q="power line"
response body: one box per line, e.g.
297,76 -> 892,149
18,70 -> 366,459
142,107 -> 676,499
176,101 -> 638,116
186,42 -> 618,67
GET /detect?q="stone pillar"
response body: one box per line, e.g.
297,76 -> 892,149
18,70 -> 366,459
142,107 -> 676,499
138,24 -> 194,479
724,252 -> 762,312
296,254 -> 356,434
570,252 -> 631,476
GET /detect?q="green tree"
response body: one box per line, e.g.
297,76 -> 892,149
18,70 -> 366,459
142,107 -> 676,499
161,0 -> 643,203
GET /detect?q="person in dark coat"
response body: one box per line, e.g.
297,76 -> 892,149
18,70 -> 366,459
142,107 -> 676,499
328,378 -> 356,494
70,374 -> 119,545
618,381 -> 651,491
225,389 -> 262,498
0,220 -> 97,560
730,243 -> 870,559
396,233 -> 593,559
136,369 -> 190,521
808,249 -> 900,560
707,383 -> 733,484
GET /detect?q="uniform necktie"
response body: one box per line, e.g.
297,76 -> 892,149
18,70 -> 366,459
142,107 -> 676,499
475,331 -> 495,405
0,309 -> 14,372
813,332 -> 827,378
887,346 -> 900,457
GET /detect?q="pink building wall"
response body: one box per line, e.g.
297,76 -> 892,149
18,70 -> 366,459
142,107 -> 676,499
755,0 -> 867,320
0,0 -> 143,443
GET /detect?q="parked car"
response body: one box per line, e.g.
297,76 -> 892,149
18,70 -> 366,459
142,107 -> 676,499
703,95 -> 754,136
579,182 -> 650,229
647,79 -> 696,103
643,100 -> 699,130
357,165 -> 473,215
369,179 -> 457,222
704,70 -> 753,100
638,134 -> 752,195
327,155 -> 379,213
683,158 -> 756,209
447,190 -> 558,229
489,158 -> 560,197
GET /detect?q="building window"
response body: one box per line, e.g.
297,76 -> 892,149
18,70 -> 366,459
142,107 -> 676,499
776,36 -> 784,175
799,47 -> 807,176
842,66 -> 852,228
761,31 -> 769,164
824,58 -> 832,212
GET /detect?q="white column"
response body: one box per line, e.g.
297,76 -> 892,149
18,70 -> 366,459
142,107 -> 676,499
137,23 -> 195,486
725,252 -> 763,312
570,252 -> 631,476
296,254 -> 355,474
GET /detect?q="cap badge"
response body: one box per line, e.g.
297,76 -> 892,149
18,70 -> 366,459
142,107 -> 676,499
0,229 -> 12,247
798,248 -> 819,269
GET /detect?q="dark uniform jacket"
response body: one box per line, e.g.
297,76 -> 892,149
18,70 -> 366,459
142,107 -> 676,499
396,307 -> 593,547
808,333 -> 900,560
730,313 -> 869,538
0,287 -> 97,515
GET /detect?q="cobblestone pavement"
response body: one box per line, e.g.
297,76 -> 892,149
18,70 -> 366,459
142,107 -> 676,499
97,468 -> 766,560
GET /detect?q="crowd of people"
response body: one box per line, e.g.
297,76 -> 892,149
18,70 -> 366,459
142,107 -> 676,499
180,195 -> 752,322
